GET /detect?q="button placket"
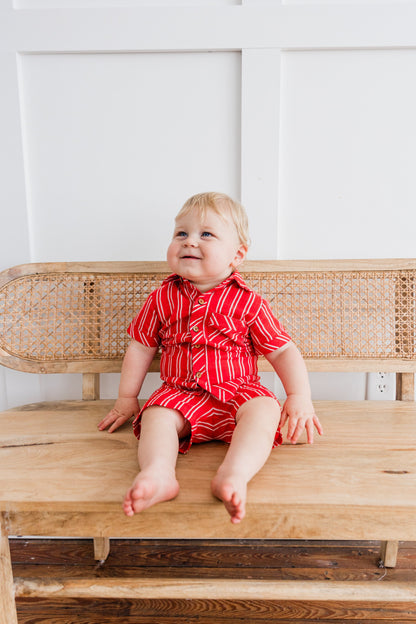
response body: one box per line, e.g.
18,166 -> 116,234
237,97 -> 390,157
189,293 -> 208,386
190,294 -> 207,337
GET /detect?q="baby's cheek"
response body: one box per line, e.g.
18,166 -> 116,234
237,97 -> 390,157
166,243 -> 178,270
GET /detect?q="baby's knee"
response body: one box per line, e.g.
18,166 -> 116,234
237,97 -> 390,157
236,396 -> 280,427
141,405 -> 189,436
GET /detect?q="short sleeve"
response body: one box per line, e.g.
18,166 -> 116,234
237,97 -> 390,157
249,298 -> 291,355
127,291 -> 162,348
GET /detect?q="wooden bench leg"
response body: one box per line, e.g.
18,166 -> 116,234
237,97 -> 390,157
94,537 -> 110,562
380,540 -> 399,568
0,513 -> 18,624
396,372 -> 415,401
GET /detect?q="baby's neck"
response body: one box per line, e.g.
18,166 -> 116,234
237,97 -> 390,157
186,270 -> 235,293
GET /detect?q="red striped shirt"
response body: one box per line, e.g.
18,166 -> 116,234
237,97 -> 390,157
128,272 -> 291,403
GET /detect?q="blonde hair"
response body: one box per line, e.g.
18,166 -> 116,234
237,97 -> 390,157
176,192 -> 250,248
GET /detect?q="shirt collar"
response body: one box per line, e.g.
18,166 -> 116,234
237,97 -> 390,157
228,270 -> 250,291
163,271 -> 250,294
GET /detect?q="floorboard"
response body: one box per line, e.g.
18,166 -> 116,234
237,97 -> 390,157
11,539 -> 416,623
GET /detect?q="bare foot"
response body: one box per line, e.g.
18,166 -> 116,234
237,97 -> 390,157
211,473 -> 248,524
123,471 -> 179,517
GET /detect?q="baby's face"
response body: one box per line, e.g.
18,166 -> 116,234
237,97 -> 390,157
167,206 -> 247,292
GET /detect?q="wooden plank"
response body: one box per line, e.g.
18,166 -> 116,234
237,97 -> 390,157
277,359 -> 416,373
0,351 -> 124,374
11,538 -> 416,583
9,538 -> 388,569
0,261 -> 170,286
1,401 -> 416,540
12,539 -> 416,621
2,258 -> 416,285
13,577 -> 416,601
0,514 -> 18,624
33,539 -> 387,568
2,400 -> 415,505
14,600 -> 416,624
13,564 -> 415,583
2,352 -> 416,375
5,506 -> 416,541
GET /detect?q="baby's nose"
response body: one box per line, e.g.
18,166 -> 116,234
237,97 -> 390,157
184,236 -> 198,246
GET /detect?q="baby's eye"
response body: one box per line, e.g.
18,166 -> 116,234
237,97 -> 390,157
201,231 -> 213,238
176,231 -> 187,238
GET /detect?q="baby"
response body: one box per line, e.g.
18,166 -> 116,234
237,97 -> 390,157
98,192 -> 322,523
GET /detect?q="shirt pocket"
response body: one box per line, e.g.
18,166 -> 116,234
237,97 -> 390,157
207,312 -> 249,348
160,318 -> 192,346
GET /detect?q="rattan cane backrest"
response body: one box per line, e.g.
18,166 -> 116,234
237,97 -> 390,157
0,260 -> 415,373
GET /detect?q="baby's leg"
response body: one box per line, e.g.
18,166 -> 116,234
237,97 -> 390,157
211,397 -> 280,524
123,406 -> 190,517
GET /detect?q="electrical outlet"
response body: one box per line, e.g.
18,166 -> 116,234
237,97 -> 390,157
365,372 -> 395,400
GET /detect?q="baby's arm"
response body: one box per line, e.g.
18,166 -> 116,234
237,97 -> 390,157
98,340 -> 157,433
266,342 -> 323,444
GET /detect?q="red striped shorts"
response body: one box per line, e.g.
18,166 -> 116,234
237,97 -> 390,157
133,382 -> 282,453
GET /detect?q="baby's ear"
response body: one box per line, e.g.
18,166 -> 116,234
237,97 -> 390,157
231,244 -> 248,269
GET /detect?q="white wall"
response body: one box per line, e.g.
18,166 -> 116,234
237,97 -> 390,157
1,1 -> 416,409
278,48 -> 416,260
18,51 -> 241,261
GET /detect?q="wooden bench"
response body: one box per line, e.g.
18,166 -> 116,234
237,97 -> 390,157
1,259 -> 415,621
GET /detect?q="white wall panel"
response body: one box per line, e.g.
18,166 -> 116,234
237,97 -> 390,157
1,369 -> 43,408
15,0 -> 240,7
19,51 -> 241,261
0,52 -> 30,271
241,49 -> 281,259
284,0 -> 416,4
278,49 -> 416,259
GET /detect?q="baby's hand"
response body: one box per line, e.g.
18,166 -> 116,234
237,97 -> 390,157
98,397 -> 140,433
280,394 -> 323,444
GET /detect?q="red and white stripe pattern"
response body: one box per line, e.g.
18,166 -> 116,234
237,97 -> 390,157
133,382 -> 283,453
128,271 -> 291,403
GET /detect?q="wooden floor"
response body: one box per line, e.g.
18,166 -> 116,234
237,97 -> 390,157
11,539 -> 416,623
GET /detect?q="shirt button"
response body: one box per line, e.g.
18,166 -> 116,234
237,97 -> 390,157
198,298 -> 205,305
194,344 -> 201,349
192,326 -> 199,332
195,371 -> 202,379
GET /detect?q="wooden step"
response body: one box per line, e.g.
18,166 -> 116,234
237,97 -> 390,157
14,576 -> 416,602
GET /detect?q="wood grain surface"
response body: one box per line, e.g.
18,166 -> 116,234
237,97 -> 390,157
12,539 -> 416,623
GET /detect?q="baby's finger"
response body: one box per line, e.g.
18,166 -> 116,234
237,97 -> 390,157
98,409 -> 128,431
288,419 -> 304,444
97,410 -> 117,430
108,412 -> 134,433
279,409 -> 288,428
286,416 -> 296,440
314,414 -> 324,436
305,419 -> 315,444
108,418 -> 124,433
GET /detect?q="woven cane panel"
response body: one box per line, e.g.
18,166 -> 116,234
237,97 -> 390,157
246,271 -> 415,360
0,273 -> 168,362
0,270 -> 415,363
